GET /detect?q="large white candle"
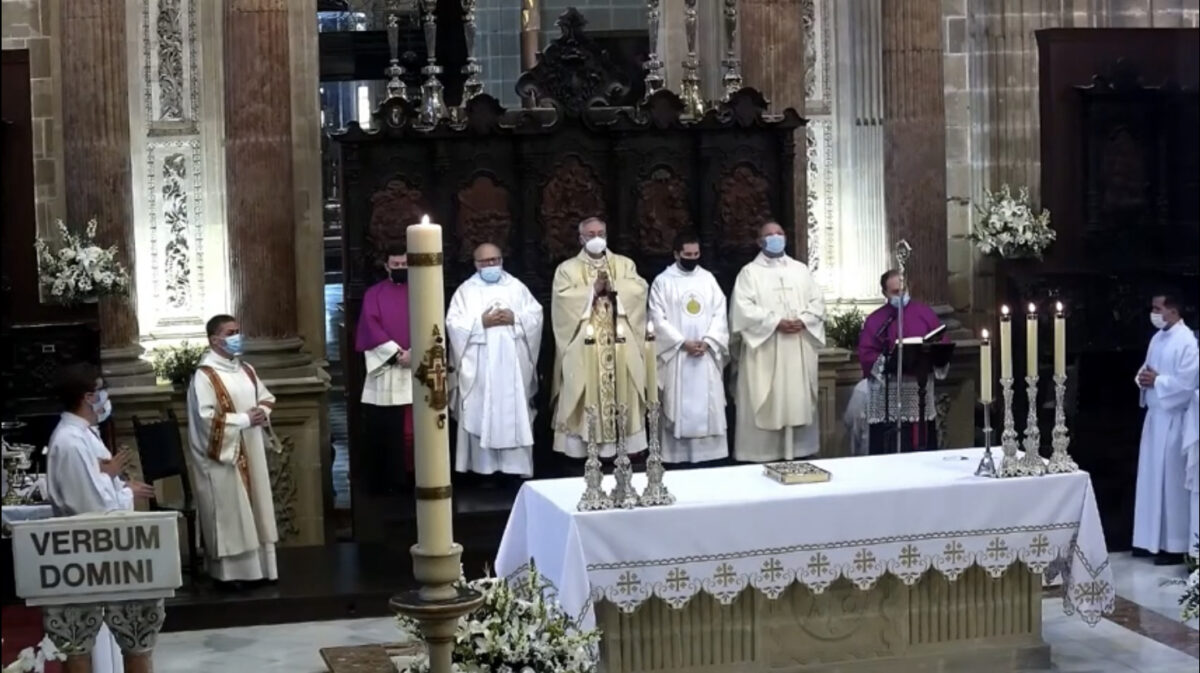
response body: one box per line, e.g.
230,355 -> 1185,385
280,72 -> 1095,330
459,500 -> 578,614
645,323 -> 658,405
999,305 -> 1013,380
615,324 -> 628,413
585,325 -> 598,412
980,329 -> 993,404
1054,302 -> 1066,378
407,215 -> 453,555
1026,303 -> 1038,378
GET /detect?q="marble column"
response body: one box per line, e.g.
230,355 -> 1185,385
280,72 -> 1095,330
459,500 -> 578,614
882,0 -> 947,304
60,0 -> 154,385
222,0 -> 309,373
739,0 -> 808,255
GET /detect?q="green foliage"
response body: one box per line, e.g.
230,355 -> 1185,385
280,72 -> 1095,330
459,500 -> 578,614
149,342 -> 206,385
826,307 -> 866,351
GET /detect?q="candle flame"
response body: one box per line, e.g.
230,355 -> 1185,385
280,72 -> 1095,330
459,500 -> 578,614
421,214 -> 431,225
586,325 -> 594,338
1001,305 -> 1010,317
981,328 -> 990,340
647,322 -> 655,336
617,325 -> 625,338
1027,302 -> 1036,314
1055,301 -> 1063,313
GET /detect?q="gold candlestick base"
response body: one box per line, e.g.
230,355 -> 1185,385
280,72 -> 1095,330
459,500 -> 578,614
1046,374 -> 1078,474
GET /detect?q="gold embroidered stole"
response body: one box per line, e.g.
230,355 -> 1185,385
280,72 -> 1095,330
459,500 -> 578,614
583,256 -> 619,442
197,365 -> 253,493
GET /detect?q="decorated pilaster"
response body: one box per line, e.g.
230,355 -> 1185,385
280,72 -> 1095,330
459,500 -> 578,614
42,605 -> 104,673
60,0 -> 154,387
104,600 -> 167,673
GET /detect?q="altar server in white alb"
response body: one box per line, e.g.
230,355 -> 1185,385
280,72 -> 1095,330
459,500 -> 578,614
1183,381 -> 1198,561
187,314 -> 280,585
648,231 -> 730,463
1133,293 -> 1199,565
46,363 -> 154,673
447,243 -> 544,479
730,221 -> 826,461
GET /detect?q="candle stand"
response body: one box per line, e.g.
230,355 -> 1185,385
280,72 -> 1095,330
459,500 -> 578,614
1017,374 -> 1047,477
578,406 -> 613,511
609,404 -> 639,509
974,402 -> 998,478
1046,374 -> 1078,474
998,377 -> 1021,477
639,400 -> 676,506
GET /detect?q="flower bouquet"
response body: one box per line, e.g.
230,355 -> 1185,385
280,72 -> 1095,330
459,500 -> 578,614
1161,542 -> 1199,622
149,341 -> 207,385
34,219 -> 130,305
969,185 -> 1056,260
3,636 -> 64,673
395,563 -> 601,673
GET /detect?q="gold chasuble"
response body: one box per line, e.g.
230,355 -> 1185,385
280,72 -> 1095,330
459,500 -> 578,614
551,250 -> 649,458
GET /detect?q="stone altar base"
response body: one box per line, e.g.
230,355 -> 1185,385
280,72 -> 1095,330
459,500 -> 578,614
595,565 -> 1048,673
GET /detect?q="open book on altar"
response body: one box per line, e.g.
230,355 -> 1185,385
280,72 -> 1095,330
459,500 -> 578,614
895,323 -> 947,346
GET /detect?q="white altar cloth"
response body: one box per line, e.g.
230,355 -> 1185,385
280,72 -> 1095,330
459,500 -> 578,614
495,448 -> 1115,630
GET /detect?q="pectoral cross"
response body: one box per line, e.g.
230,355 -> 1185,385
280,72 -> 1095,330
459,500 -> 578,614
774,275 -> 800,319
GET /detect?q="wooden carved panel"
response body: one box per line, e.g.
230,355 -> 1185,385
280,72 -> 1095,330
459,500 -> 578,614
716,164 -> 774,253
367,177 -> 426,262
455,174 -> 512,261
539,155 -> 606,261
635,167 -> 691,256
514,8 -> 631,116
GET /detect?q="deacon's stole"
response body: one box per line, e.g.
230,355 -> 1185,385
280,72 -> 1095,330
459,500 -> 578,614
196,364 -> 272,493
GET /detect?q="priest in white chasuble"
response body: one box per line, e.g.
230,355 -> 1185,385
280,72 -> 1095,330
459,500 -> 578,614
551,217 -> 649,458
648,231 -> 730,463
730,221 -> 827,461
1133,292 -> 1198,565
187,314 -> 279,585
447,243 -> 544,478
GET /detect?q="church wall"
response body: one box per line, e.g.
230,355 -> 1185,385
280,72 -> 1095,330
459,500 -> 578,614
1,0 -> 65,240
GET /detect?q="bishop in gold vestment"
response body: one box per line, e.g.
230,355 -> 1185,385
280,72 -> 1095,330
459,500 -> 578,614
551,218 -> 649,458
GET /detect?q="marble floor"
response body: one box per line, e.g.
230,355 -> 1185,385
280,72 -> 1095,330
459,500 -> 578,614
151,553 -> 1197,673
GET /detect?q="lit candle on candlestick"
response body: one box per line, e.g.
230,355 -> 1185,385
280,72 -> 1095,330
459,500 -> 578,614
615,324 -> 628,410
1054,302 -> 1066,378
407,214 -> 453,555
585,325 -> 598,412
1026,303 -> 1038,378
999,305 -> 1012,380
980,329 -> 993,404
645,323 -> 658,405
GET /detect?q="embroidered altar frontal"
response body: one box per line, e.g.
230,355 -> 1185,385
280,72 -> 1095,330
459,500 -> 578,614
495,449 -> 1114,673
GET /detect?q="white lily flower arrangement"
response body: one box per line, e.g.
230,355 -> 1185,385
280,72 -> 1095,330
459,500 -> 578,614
1160,542 -> 1198,621
395,563 -> 600,673
34,219 -> 131,305
2,636 -> 66,673
969,184 -> 1056,260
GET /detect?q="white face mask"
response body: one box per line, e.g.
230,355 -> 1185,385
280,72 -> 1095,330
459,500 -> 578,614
1150,312 -> 1168,330
91,390 -> 112,424
583,237 -> 607,256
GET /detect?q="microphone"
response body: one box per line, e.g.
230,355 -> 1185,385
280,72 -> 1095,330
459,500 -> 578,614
875,313 -> 896,340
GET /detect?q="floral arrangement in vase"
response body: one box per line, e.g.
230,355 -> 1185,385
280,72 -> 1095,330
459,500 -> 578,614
149,341 -> 207,386
395,563 -> 601,673
1161,542 -> 1198,622
34,219 -> 130,305
3,636 -> 64,673
969,184 -> 1056,260
826,307 -> 866,351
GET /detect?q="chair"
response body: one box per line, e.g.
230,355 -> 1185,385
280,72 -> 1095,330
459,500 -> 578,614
131,410 -> 201,578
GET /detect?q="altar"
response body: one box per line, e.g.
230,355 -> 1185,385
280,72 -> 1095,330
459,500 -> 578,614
494,449 -> 1114,673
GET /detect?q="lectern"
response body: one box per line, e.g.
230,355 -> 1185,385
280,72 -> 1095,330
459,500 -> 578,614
882,341 -> 956,451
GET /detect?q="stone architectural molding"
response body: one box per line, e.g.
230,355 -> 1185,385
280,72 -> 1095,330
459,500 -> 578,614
103,599 -> 167,655
42,605 -> 105,657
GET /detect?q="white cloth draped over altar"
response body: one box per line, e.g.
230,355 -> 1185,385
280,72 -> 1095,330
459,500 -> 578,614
494,449 -> 1115,631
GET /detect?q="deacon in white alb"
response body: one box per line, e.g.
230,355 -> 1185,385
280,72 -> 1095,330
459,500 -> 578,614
187,314 -> 280,584
729,221 -> 826,461
46,363 -> 154,673
1133,292 -> 1199,565
648,232 -> 729,463
447,243 -> 544,478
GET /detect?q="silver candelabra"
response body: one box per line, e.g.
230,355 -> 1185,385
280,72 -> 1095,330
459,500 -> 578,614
609,405 -> 639,509
577,406 -> 613,511
384,13 -> 408,101
643,0 -> 666,99
1018,374 -> 1048,476
1046,374 -> 1078,473
639,403 -> 675,506
460,0 -> 484,102
998,377 -> 1021,477
680,0 -> 705,118
418,0 -> 447,127
721,0 -> 743,99
974,402 -> 998,478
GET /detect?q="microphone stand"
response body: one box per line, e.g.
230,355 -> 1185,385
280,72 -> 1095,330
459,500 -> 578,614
893,240 -> 912,454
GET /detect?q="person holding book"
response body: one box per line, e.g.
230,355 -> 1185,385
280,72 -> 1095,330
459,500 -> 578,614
857,269 -> 948,454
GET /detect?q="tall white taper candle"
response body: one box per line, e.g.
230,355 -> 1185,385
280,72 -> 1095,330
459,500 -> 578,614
999,305 -> 1013,380
407,215 -> 453,555
980,329 -> 993,404
1054,302 -> 1066,378
1026,303 -> 1038,377
645,322 -> 658,405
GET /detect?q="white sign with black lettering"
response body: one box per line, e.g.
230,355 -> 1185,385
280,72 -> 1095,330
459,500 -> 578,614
10,511 -> 182,606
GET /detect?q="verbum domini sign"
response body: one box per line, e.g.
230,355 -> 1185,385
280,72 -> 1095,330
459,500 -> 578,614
10,511 -> 182,606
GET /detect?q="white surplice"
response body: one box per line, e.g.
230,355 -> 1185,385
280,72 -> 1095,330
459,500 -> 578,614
186,351 -> 279,581
649,263 -> 730,463
45,413 -> 129,673
729,253 -> 826,462
361,343 -> 413,407
1183,388 -> 1199,557
1133,321 -> 1199,555
447,271 -> 544,477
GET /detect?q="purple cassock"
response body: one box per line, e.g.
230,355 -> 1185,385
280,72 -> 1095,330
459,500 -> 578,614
356,279 -> 411,354
857,300 -> 945,379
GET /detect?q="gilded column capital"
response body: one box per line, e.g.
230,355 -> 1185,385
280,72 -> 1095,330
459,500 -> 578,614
42,605 -> 105,657
103,599 -> 167,655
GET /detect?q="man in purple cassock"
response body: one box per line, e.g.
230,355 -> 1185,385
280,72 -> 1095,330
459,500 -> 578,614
356,245 -> 414,493
857,269 -> 947,454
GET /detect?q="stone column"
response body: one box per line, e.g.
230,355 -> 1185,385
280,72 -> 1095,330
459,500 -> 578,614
739,0 -> 808,255
60,0 -> 154,385
42,604 -> 104,673
882,0 -> 947,304
104,599 -> 166,673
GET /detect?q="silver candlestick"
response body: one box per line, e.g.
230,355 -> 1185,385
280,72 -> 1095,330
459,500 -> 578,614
998,377 -> 1021,477
609,405 -> 639,509
577,406 -> 613,511
639,401 -> 675,506
1046,374 -> 1078,473
460,0 -> 484,102
680,0 -> 705,118
975,402 -> 998,478
418,0 -> 447,127
720,0 -> 743,100
384,12 -> 408,101
1019,375 -> 1047,476
643,0 -> 665,99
